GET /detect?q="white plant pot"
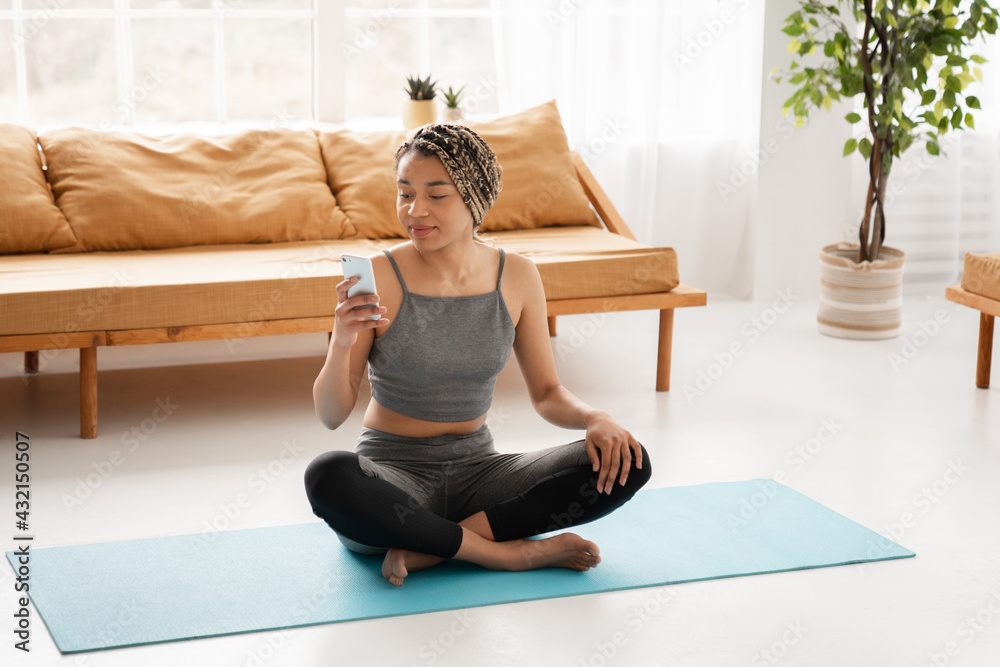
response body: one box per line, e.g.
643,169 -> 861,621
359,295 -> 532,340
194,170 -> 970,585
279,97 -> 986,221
441,107 -> 464,122
817,242 -> 906,340
402,99 -> 437,129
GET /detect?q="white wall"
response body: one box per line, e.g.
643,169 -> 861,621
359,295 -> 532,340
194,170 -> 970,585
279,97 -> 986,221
751,0 -> 857,301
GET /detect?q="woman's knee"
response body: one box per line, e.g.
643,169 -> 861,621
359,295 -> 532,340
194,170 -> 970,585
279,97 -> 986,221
628,443 -> 652,490
303,450 -> 361,503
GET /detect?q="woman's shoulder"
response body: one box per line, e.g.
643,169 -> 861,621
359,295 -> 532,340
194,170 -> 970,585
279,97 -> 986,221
501,249 -> 541,283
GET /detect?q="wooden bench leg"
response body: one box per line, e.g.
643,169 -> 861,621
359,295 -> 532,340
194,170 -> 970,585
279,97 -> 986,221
977,312 -> 994,389
24,351 -> 39,374
547,316 -> 557,337
656,308 -> 674,391
81,347 -> 98,439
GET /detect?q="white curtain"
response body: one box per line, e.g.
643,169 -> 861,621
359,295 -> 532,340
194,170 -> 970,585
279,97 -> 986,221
493,0 -> 767,299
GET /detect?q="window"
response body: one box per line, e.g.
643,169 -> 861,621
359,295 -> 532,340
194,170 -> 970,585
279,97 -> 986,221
2,0 -> 315,127
1,0 -> 501,127
339,0 -> 499,121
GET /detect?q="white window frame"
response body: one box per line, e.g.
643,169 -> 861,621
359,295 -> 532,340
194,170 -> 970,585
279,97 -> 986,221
3,0 -> 317,127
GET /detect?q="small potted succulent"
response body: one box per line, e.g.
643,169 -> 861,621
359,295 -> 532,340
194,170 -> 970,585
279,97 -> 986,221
441,85 -> 466,122
402,74 -> 437,129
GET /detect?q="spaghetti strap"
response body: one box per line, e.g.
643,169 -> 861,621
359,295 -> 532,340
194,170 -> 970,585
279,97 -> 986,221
382,249 -> 408,294
496,248 -> 506,291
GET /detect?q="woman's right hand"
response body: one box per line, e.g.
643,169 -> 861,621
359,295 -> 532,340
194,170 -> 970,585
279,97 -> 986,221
332,276 -> 389,348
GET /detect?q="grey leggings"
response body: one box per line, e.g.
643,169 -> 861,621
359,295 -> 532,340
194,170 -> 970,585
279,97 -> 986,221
304,424 -> 651,559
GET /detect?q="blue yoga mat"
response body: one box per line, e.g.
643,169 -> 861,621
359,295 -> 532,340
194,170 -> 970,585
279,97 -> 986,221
6,479 -> 913,653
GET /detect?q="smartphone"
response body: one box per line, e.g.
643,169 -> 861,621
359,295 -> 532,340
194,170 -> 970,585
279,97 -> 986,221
340,254 -> 381,321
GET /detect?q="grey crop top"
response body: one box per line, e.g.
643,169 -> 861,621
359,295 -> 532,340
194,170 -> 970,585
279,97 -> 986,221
367,248 -> 516,422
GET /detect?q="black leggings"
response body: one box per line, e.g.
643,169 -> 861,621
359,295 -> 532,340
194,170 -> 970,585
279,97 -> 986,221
303,426 -> 651,560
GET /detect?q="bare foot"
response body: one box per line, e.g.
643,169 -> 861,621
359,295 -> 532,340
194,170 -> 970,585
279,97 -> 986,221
381,548 -> 445,587
513,532 -> 601,572
456,528 -> 601,573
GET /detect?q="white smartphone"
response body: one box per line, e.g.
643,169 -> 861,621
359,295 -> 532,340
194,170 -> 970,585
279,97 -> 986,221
340,254 -> 381,321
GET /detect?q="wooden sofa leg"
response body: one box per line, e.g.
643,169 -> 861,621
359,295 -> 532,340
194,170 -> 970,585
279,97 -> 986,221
656,308 -> 675,391
81,347 -> 98,439
24,351 -> 39,374
547,316 -> 557,337
977,312 -> 994,389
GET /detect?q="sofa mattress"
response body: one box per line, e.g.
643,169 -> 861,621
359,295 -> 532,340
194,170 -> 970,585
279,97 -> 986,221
0,226 -> 679,337
961,253 -> 1000,302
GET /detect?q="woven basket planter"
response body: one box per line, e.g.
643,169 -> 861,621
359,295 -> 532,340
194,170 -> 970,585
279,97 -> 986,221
817,242 -> 906,340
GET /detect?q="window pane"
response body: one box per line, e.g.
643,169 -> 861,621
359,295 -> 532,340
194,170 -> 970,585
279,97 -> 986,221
225,18 -> 312,121
23,0 -> 112,8
428,17 -> 497,115
344,15 -> 419,119
0,20 -> 16,122
130,1 -> 213,8
131,19 -> 215,122
228,0 -> 313,9
24,19 -> 117,124
427,0 -> 491,8
347,1 -> 418,8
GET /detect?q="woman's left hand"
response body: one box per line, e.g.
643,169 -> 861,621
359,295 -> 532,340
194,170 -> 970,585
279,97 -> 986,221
584,412 -> 643,494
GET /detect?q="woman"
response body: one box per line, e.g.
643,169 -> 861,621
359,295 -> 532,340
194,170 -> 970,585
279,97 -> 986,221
304,123 -> 650,587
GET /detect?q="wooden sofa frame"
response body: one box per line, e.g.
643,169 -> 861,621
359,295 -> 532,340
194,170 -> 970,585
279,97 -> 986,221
2,153 -> 707,438
945,285 -> 997,388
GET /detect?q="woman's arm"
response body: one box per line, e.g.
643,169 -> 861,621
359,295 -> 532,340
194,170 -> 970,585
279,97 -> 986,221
313,277 -> 388,430
509,255 -> 643,494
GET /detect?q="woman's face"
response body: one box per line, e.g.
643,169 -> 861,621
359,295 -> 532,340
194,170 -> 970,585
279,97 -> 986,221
396,151 -> 475,247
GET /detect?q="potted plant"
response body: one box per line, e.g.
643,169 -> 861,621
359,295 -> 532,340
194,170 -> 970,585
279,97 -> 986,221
402,74 -> 438,129
441,85 -> 466,122
773,0 -> 998,339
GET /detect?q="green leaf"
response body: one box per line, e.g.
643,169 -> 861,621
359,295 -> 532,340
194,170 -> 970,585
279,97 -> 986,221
846,112 -> 862,123
859,138 -> 873,160
783,24 -> 804,37
966,113 -> 975,129
844,138 -> 858,156
934,98 -> 946,120
971,54 -> 987,64
951,110 -> 963,129
927,141 -> 940,156
787,39 -> 802,54
921,90 -> 936,105
967,95 -> 982,109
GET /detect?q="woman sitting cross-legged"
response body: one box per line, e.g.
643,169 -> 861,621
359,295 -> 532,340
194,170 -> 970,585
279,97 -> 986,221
304,123 -> 651,587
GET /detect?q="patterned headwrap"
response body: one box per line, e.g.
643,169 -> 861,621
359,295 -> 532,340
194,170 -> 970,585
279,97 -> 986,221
394,123 -> 503,228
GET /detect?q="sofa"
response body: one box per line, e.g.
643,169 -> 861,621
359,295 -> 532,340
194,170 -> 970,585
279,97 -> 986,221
946,253 -> 1000,387
0,101 -> 706,438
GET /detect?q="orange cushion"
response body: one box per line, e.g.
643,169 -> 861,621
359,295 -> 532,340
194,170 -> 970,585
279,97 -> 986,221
40,128 -> 350,252
318,100 -> 600,239
316,127 -> 407,239
0,228 -> 677,336
468,100 -> 600,232
0,124 -> 77,254
962,253 -> 1000,302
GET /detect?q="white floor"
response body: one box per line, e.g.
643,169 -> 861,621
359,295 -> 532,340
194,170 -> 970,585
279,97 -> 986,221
1,295 -> 998,667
